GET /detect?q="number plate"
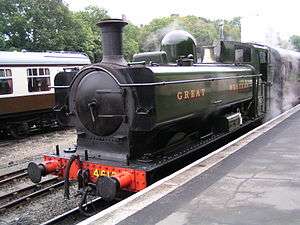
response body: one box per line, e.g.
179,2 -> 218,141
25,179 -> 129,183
93,169 -> 116,177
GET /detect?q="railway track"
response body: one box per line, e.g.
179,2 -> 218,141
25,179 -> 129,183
0,178 -> 63,212
0,168 -> 28,185
0,168 -> 64,213
0,167 -> 130,224
0,140 -> 14,147
41,197 -> 123,225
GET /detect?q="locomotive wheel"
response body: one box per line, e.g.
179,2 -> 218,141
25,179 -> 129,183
0,129 -> 8,139
8,124 -> 29,139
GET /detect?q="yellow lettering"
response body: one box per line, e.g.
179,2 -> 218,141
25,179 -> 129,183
201,89 -> 205,96
176,89 -> 206,100
93,169 -> 117,177
177,92 -> 183,100
100,170 -> 106,176
228,80 -> 256,92
184,91 -> 189,99
93,169 -> 99,177
190,90 -> 195,98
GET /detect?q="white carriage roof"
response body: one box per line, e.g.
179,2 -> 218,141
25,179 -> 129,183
0,51 -> 91,65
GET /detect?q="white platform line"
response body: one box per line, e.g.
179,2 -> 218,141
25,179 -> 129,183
78,105 -> 300,225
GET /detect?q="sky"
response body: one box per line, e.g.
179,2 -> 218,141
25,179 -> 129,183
64,0 -> 300,42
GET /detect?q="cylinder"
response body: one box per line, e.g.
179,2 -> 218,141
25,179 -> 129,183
97,19 -> 128,65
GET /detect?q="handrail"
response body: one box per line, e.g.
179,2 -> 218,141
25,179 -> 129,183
50,64 -> 261,89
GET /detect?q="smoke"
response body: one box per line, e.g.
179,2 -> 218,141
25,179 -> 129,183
272,48 -> 300,118
141,20 -> 184,52
266,48 -> 300,118
241,15 -> 294,49
241,15 -> 300,118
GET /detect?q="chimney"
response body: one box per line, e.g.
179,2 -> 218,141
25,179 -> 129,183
97,19 -> 128,65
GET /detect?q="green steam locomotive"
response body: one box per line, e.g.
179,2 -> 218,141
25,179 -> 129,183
28,19 -> 300,203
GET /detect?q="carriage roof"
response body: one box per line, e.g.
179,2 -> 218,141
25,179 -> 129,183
0,51 -> 91,65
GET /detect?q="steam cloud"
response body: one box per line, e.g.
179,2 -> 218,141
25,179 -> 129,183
242,15 -> 300,118
141,20 -> 184,52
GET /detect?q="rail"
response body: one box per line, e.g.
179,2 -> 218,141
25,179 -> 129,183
0,180 -> 64,211
0,168 -> 28,185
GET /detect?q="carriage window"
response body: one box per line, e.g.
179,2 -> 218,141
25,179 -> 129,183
27,68 -> 51,92
0,69 -> 13,95
32,69 -> 37,76
39,68 -> 44,75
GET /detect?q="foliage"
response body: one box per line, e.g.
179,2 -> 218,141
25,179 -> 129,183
138,15 -> 240,52
0,0 -> 77,51
0,1 -> 242,61
290,35 -> 300,51
72,6 -> 109,62
0,1 -> 109,61
214,17 -> 241,41
138,16 -> 175,51
123,22 -> 141,60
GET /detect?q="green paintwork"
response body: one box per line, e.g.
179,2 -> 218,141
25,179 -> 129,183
161,30 -> 197,63
149,65 -> 256,123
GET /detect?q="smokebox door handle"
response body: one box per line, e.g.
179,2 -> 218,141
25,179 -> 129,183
88,101 -> 97,123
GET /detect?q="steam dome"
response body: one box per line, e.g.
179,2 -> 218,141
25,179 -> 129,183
161,30 -> 197,63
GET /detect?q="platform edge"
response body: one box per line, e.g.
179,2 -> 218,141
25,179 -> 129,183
78,104 -> 300,225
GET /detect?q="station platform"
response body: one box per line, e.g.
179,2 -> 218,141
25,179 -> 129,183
79,105 -> 300,225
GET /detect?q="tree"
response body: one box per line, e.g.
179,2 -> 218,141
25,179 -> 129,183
73,7 -> 140,61
0,19 -> 5,50
290,35 -> 300,51
123,22 -> 140,60
0,0 -> 82,51
215,17 -> 241,41
138,15 -> 240,52
0,1 -> 242,62
72,6 -> 109,62
180,16 -> 218,46
0,0 -> 33,50
138,16 -> 175,52
0,1 -> 138,62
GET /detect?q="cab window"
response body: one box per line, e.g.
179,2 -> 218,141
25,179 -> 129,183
259,51 -> 267,64
0,69 -> 13,95
27,68 -> 51,92
235,47 -> 251,63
